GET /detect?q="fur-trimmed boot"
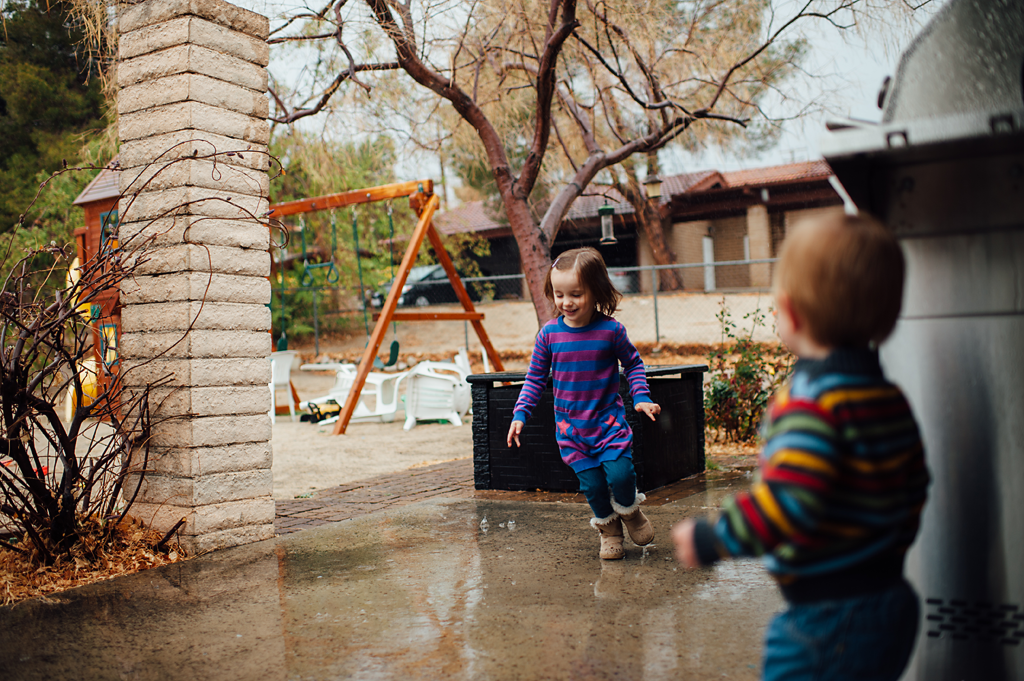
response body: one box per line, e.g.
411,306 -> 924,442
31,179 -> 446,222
590,514 -> 625,560
612,492 -> 654,546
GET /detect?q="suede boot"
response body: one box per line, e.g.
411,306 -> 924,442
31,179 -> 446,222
590,515 -> 625,560
612,492 -> 654,546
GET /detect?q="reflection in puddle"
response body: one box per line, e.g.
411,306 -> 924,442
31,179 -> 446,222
0,497 -> 781,681
694,560 -> 773,601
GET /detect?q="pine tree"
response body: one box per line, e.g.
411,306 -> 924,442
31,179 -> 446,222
0,0 -> 106,232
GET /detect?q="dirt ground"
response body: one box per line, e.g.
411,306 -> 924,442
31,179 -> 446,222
274,360 -> 758,501
273,369 -> 476,499
272,293 -> 776,499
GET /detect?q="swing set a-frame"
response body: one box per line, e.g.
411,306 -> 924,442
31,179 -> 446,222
268,179 -> 505,435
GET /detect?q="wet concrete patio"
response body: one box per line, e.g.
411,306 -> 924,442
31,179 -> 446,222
0,478 -> 781,681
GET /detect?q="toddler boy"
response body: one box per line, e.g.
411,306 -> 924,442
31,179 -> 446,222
673,213 -> 930,680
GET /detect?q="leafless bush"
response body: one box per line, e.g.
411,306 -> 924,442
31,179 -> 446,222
0,146 -> 278,565
0,214 -> 160,564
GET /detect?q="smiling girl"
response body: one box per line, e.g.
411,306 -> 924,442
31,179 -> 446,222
507,247 -> 661,560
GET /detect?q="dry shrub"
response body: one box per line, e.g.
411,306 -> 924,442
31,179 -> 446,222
0,515 -> 186,606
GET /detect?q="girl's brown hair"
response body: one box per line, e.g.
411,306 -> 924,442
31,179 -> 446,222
544,247 -> 622,317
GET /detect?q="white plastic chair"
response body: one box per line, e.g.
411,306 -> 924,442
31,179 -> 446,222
453,347 -> 472,377
301,365 -> 408,424
270,351 -> 298,423
403,361 -> 471,430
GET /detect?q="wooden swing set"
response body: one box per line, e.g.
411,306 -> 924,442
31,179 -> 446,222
268,179 -> 505,435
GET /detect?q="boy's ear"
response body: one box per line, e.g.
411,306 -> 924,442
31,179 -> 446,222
776,291 -> 799,330
778,288 -> 794,327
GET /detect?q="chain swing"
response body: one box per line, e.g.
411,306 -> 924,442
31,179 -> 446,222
351,207 -> 399,368
299,214 -> 340,288
383,200 -> 400,365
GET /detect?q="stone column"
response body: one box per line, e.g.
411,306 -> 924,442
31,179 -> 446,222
116,0 -> 274,552
746,203 -> 772,288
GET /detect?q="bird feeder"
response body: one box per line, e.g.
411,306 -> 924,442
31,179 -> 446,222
643,173 -> 662,200
598,201 -> 616,245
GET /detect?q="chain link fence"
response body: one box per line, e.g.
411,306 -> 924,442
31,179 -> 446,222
272,259 -> 780,353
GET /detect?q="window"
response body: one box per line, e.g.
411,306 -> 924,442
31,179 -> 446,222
100,323 -> 119,369
99,210 -> 119,254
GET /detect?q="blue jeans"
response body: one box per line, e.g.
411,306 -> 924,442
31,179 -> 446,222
763,580 -> 920,681
576,456 -> 636,518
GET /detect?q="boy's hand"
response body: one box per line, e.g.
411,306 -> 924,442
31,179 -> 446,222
671,519 -> 701,568
507,420 -> 524,448
635,401 -> 661,421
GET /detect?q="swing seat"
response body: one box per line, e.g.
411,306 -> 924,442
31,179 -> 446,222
300,365 -> 408,424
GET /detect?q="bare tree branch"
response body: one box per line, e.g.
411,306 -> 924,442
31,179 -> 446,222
269,62 -> 400,123
518,0 -> 580,197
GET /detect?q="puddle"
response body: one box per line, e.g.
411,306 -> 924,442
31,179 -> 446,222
0,498 -> 781,681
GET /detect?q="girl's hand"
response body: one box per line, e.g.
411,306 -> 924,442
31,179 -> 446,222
635,401 -> 661,421
507,420 -> 524,447
671,519 -> 701,568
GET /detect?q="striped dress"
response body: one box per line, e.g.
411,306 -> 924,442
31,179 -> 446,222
513,315 -> 653,473
693,348 -> 929,602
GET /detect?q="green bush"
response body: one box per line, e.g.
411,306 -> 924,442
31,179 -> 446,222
704,299 -> 794,443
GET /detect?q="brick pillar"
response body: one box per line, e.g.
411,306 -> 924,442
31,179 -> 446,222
746,204 -> 772,288
116,0 -> 274,552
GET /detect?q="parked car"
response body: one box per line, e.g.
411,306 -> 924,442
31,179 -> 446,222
371,264 -> 482,308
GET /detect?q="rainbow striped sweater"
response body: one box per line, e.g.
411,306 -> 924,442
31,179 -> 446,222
513,315 -> 653,473
693,348 -> 929,602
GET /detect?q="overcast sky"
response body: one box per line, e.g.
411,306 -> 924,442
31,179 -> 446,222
240,0 -> 942,178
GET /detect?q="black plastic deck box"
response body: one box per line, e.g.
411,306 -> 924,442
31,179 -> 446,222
468,364 -> 707,493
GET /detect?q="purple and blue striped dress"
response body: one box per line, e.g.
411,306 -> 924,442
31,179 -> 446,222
512,314 -> 653,472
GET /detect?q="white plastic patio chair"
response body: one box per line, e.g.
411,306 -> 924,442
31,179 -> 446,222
301,365 -> 409,424
403,361 -> 471,430
453,347 -> 472,377
270,350 -> 299,423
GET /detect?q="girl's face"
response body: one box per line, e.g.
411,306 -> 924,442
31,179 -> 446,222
550,267 -> 596,327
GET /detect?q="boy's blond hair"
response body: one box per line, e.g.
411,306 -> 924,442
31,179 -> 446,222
775,212 -> 904,347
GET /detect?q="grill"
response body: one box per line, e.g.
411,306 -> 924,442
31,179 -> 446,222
822,0 -> 1024,678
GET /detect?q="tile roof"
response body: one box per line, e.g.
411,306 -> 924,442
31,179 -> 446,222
563,170 -> 720,222
433,162 -> 834,234
434,200 -> 506,235
72,158 -> 121,206
721,160 -> 833,188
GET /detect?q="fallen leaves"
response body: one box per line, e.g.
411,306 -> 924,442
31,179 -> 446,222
0,515 -> 188,607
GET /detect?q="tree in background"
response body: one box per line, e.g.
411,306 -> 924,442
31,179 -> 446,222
0,0 -> 109,234
264,0 -> 921,324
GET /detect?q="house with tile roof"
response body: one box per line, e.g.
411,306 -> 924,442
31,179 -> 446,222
434,160 -> 845,294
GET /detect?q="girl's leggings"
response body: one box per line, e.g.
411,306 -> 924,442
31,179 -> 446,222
575,456 -> 637,519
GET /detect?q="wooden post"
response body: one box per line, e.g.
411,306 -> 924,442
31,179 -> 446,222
268,180 -> 433,218
425,224 -> 505,373
332,193 -> 441,434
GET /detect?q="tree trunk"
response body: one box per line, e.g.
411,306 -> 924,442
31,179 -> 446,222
502,189 -> 555,325
635,201 -> 682,291
614,166 -> 682,292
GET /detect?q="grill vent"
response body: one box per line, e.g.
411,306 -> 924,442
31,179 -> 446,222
925,598 -> 1023,646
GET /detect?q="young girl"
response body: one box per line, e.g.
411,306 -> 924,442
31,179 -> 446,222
506,247 -> 661,560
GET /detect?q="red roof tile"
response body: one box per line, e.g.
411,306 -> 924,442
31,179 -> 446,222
434,200 -> 506,235
721,160 -> 833,188
436,170 -> 723,234
415,162 -> 835,235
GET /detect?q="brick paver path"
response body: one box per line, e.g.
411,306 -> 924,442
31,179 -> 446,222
275,458 -> 722,535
